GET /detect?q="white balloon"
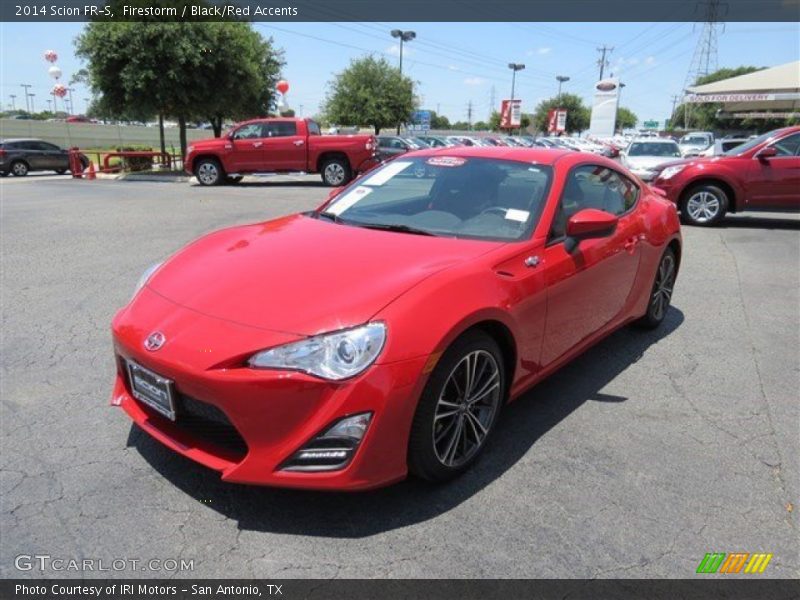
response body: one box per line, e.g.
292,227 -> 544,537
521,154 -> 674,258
48,65 -> 62,80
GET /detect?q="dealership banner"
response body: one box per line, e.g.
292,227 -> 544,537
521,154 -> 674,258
589,78 -> 620,138
547,109 -> 567,134
500,99 -> 522,129
685,92 -> 800,103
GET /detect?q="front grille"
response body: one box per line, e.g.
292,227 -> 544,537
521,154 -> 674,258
120,359 -> 248,461
175,394 -> 249,460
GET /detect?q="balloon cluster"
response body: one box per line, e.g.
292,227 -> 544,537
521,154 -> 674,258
52,84 -> 68,98
276,80 -> 290,111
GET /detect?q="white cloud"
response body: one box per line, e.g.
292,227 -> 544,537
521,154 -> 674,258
644,56 -> 656,66
386,44 -> 414,57
448,65 -> 461,71
538,47 -> 552,55
463,77 -> 486,86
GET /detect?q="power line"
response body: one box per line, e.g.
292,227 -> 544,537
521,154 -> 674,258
597,46 -> 614,80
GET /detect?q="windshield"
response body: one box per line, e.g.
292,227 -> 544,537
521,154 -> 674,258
680,135 -> 710,146
722,130 -> 774,156
319,157 -> 553,241
628,142 -> 680,157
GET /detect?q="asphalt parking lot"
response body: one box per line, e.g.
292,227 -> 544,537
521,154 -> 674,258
1,175 -> 798,579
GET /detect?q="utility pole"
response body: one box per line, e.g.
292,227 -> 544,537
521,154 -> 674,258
489,85 -> 496,119
67,87 -> 75,115
46,98 -> 53,113
21,84 -> 32,112
9,94 -> 16,111
670,94 -> 682,126
596,46 -> 613,80
28,93 -> 35,113
556,75 -> 570,101
466,100 -> 473,130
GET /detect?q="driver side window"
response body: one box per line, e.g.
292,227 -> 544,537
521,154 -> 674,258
770,133 -> 800,157
550,165 -> 639,240
233,123 -> 265,140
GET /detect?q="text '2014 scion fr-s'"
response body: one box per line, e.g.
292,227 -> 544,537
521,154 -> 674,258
111,147 -> 681,490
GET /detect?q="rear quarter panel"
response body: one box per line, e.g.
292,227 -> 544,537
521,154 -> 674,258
307,135 -> 374,173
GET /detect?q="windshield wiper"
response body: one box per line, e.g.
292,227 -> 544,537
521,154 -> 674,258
317,211 -> 346,223
355,223 -> 436,236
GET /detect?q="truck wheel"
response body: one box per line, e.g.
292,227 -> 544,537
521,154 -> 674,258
195,158 -> 223,186
321,158 -> 351,187
680,184 -> 728,226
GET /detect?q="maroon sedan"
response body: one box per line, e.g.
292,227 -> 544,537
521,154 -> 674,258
651,126 -> 800,226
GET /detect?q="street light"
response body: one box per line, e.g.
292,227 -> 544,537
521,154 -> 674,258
28,93 -> 36,113
556,75 -> 570,99
390,29 -> 416,134
508,63 -> 525,101
390,29 -> 416,75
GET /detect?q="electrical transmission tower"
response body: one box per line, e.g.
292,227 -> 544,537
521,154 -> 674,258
682,0 -> 727,92
489,85 -> 496,119
596,46 -> 613,80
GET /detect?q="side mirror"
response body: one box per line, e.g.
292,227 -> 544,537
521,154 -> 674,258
564,208 -> 618,253
756,146 -> 777,160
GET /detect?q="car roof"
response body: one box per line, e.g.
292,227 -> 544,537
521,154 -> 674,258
630,138 -> 677,143
402,145 -> 573,165
0,138 -> 43,143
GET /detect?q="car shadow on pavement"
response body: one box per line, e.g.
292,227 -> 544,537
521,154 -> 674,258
717,215 -> 800,230
233,180 -> 327,188
129,307 -> 684,538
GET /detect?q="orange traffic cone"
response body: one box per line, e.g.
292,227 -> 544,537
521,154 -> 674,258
85,161 -> 96,180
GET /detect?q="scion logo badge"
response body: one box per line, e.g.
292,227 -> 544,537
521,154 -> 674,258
696,552 -> 773,574
144,331 -> 166,352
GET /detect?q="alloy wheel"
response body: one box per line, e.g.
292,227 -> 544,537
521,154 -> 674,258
650,253 -> 676,321
12,162 -> 28,176
324,163 -> 345,186
685,191 -> 720,223
433,350 -> 501,468
197,162 -> 218,185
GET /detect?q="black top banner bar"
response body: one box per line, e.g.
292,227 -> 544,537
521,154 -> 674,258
3,0 -> 800,22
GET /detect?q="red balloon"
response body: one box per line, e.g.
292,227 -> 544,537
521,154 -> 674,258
276,80 -> 289,95
52,83 -> 67,98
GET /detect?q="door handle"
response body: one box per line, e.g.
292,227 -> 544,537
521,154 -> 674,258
293,140 -> 305,146
253,141 -> 263,148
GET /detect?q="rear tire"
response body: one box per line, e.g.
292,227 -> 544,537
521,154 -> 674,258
195,158 -> 223,186
634,248 -> 677,330
680,184 -> 728,226
321,158 -> 351,187
408,331 -> 506,482
55,168 -> 67,175
10,161 -> 28,177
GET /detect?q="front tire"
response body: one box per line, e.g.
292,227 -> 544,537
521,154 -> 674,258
321,158 -> 351,187
195,158 -> 223,186
408,331 -> 506,482
635,248 -> 677,330
10,161 -> 28,177
680,184 -> 728,226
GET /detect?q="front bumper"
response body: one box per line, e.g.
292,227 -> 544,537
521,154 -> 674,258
111,290 -> 428,490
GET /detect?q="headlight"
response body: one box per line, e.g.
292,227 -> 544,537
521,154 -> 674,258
248,322 -> 386,380
658,165 -> 686,180
133,262 -> 162,298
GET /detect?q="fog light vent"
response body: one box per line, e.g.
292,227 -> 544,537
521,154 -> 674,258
281,412 -> 372,472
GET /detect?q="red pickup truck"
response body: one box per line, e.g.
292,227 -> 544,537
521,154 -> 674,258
185,118 -> 378,186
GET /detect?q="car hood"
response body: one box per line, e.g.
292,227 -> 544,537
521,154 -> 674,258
625,156 -> 679,170
145,214 -> 500,335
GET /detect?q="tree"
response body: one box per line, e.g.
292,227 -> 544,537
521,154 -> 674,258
473,121 -> 489,131
429,111 -> 450,130
531,94 -> 590,134
451,121 -> 470,131
75,11 -> 283,158
323,56 -> 415,134
616,107 -> 638,131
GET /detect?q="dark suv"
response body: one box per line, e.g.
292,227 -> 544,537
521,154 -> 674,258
0,139 -> 88,177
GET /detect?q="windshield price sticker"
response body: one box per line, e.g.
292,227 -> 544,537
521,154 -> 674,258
505,209 -> 530,222
426,156 -> 468,167
364,161 -> 413,186
328,186 -> 373,215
